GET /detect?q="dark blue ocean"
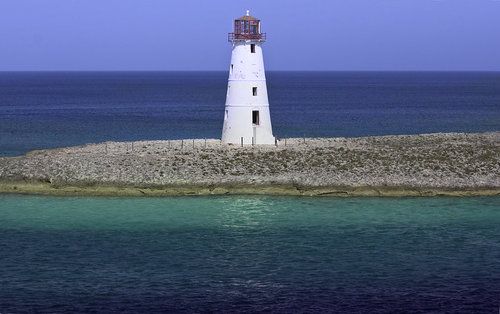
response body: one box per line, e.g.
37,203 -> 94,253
1,72 -> 500,313
0,71 -> 499,157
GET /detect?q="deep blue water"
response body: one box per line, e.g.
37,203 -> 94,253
1,71 -> 499,156
1,72 -> 500,313
1,195 -> 499,313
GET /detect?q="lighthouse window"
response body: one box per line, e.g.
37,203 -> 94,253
230,64 -> 233,74
250,44 -> 255,53
252,87 -> 258,96
252,110 -> 260,125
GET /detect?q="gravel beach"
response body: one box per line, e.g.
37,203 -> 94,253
0,132 -> 498,196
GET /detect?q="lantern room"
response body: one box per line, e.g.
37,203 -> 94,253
228,10 -> 266,41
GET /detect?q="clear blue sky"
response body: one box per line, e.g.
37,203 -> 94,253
1,0 -> 499,71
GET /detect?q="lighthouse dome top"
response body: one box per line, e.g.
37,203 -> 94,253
236,15 -> 259,21
236,10 -> 259,21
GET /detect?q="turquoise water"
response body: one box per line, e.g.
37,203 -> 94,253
1,195 -> 499,312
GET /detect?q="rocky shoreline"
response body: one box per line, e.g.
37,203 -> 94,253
0,132 -> 499,197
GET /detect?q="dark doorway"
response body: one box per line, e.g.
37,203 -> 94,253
252,110 -> 260,125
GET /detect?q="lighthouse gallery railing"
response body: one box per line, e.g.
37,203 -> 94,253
228,33 -> 267,41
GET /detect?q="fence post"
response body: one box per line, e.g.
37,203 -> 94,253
192,139 -> 195,149
303,134 -> 306,144
132,142 -> 134,151
241,137 -> 243,147
105,143 -> 108,154
285,137 -> 287,146
204,138 -> 207,148
181,140 -> 184,149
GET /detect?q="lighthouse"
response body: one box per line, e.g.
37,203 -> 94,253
221,10 -> 275,145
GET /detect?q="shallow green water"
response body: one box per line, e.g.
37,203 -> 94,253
0,195 -> 499,313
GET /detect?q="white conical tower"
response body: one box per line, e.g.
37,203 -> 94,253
222,10 -> 275,145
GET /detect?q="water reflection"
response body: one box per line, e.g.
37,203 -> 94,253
215,196 -> 281,229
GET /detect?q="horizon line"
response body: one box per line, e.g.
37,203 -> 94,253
1,70 -> 500,73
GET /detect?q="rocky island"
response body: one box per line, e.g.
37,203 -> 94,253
0,132 -> 498,197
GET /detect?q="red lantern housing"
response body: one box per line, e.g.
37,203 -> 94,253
228,11 -> 266,42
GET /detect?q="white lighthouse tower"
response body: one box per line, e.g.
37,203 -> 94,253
221,10 -> 275,145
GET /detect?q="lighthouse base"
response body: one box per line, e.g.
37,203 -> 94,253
221,106 -> 275,145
